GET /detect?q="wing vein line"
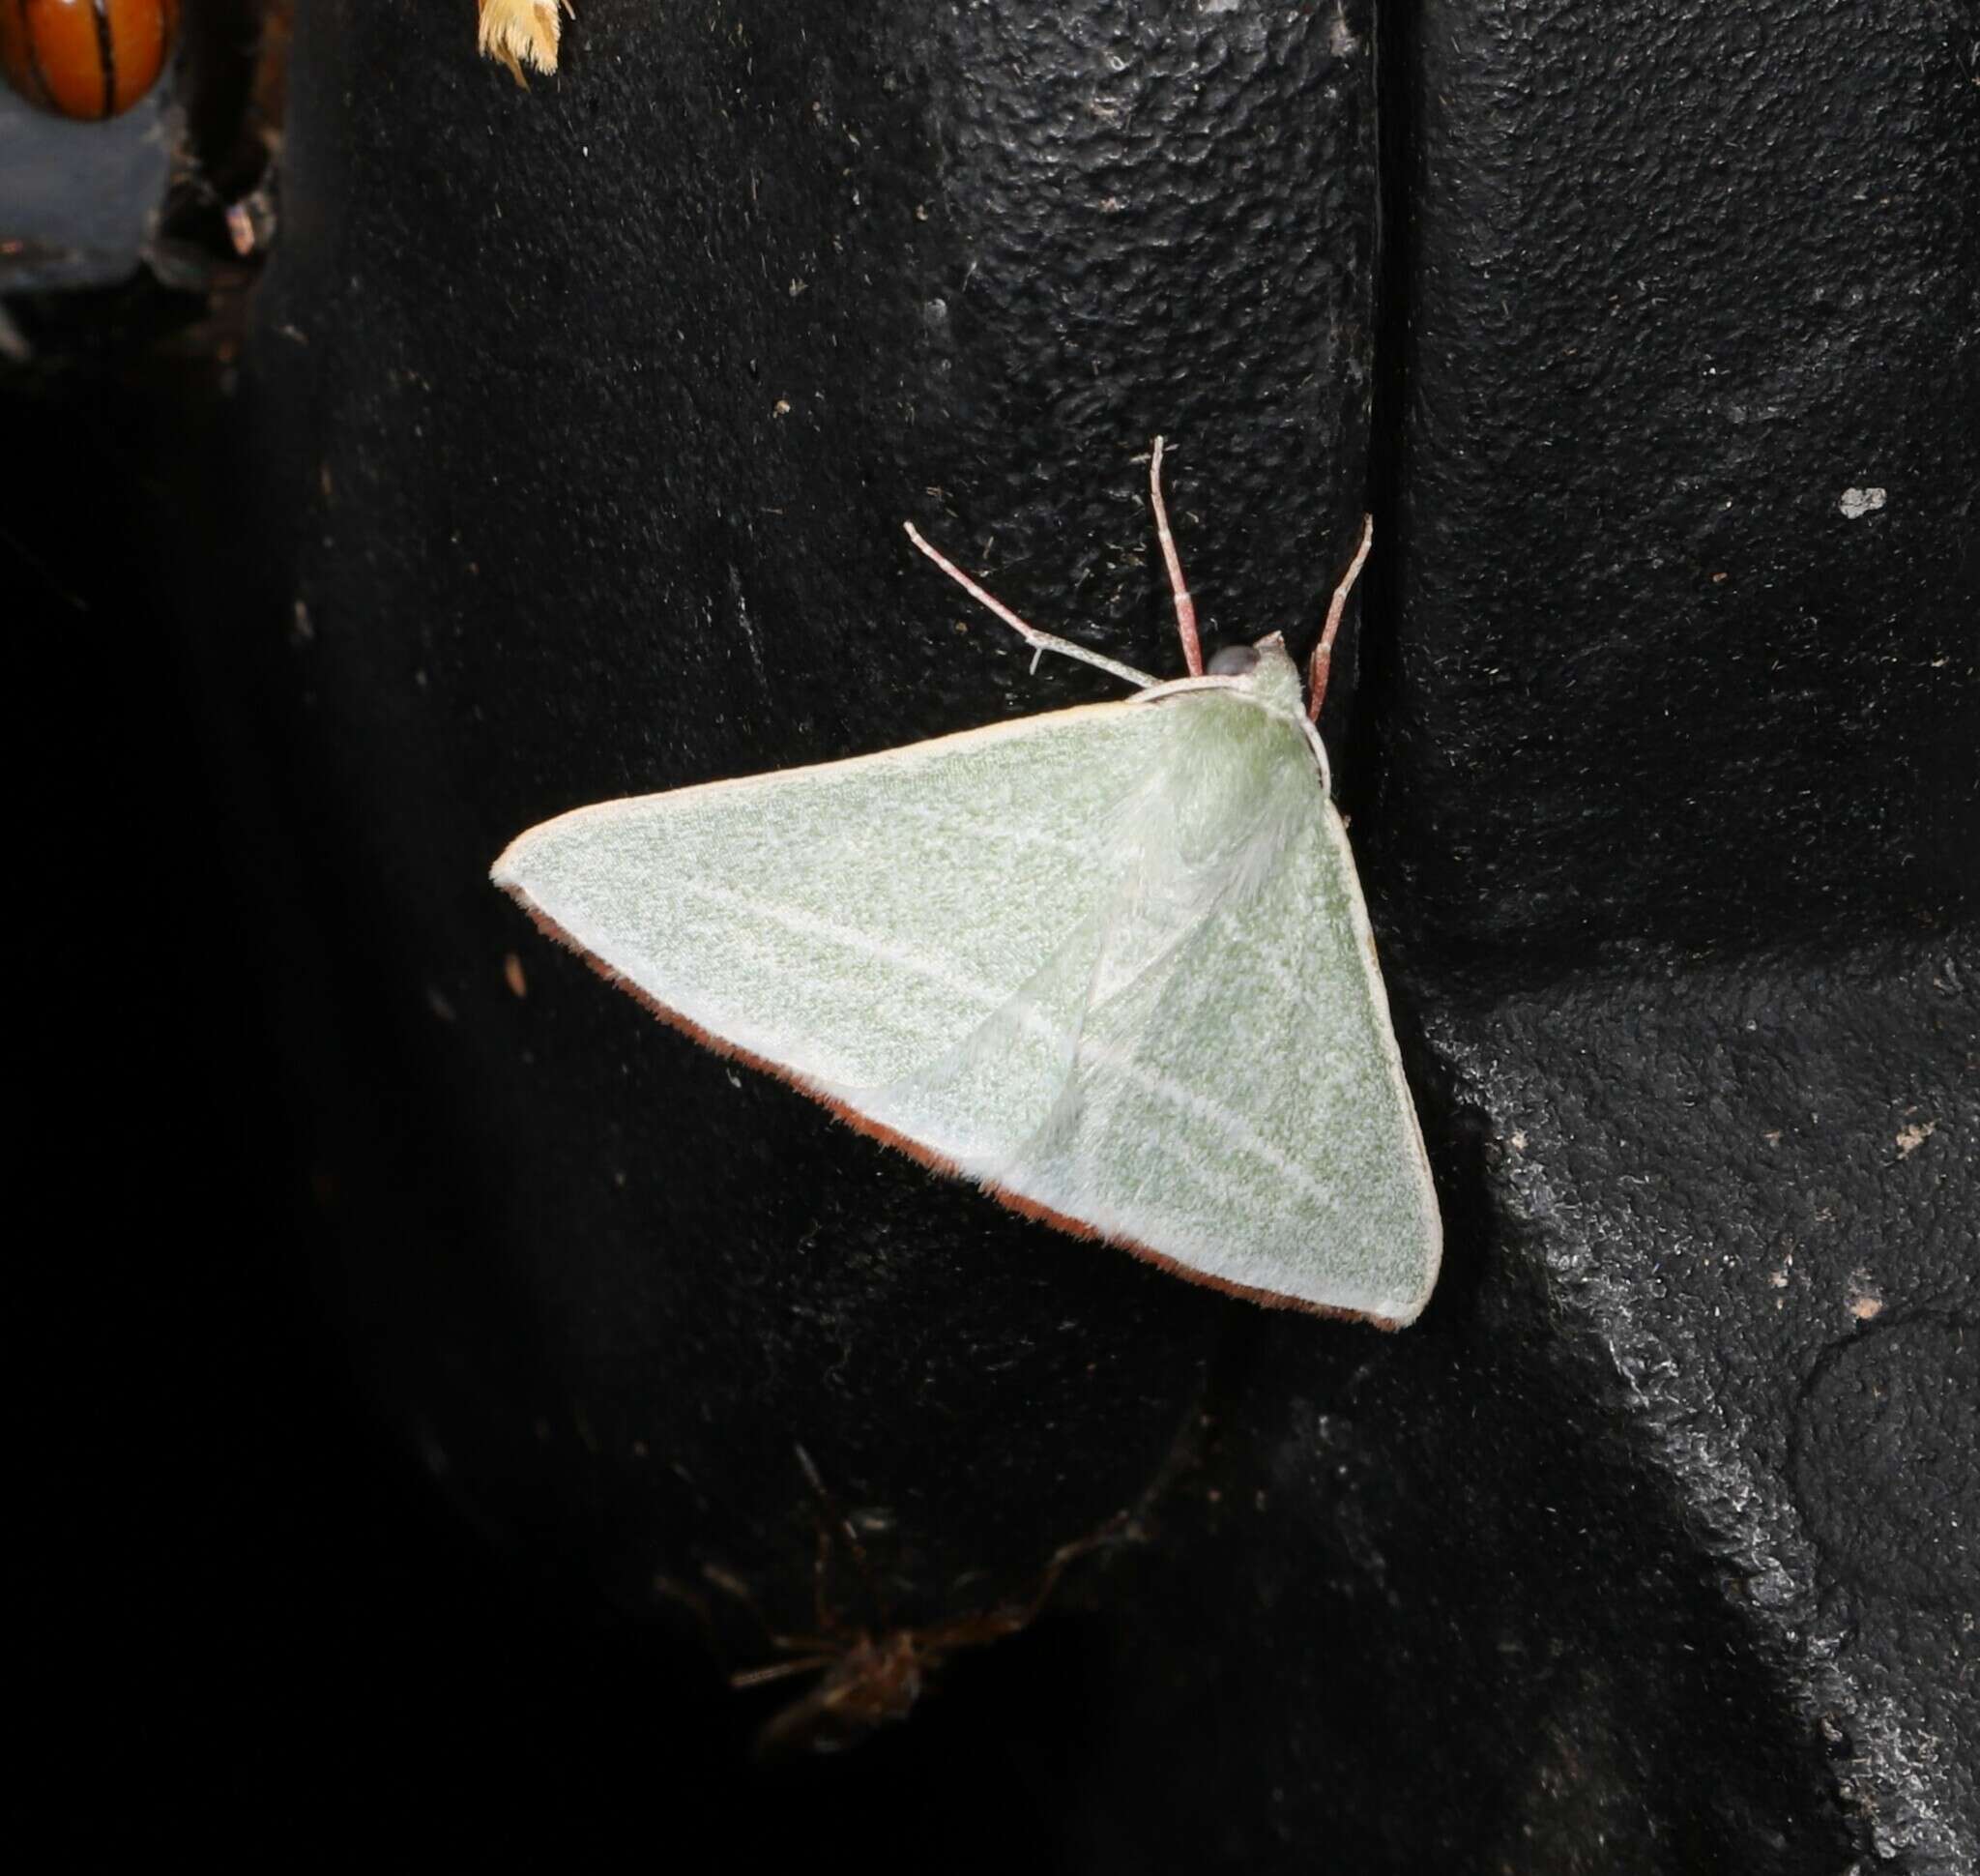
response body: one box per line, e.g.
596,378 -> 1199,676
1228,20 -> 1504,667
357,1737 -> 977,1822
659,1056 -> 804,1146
1075,1039 -> 1345,1222
678,879 -> 1005,1009
677,878 -> 1341,1223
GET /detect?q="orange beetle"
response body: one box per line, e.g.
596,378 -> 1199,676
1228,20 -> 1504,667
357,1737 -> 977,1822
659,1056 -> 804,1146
1,0 -> 178,121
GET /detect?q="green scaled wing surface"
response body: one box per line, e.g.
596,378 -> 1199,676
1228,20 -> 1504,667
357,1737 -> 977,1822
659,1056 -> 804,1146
494,663 -> 1441,1326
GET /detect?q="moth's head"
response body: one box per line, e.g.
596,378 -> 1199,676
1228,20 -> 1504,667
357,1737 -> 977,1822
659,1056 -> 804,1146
1206,631 -> 1304,716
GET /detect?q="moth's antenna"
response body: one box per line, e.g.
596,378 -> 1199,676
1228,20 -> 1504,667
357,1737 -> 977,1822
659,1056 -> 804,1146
1308,513 -> 1376,722
1148,436 -> 1204,677
904,522 -> 1157,690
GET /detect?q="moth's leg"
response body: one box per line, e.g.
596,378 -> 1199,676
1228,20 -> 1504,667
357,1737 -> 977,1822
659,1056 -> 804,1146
1148,436 -> 1204,677
904,523 -> 1157,690
1307,513 -> 1375,721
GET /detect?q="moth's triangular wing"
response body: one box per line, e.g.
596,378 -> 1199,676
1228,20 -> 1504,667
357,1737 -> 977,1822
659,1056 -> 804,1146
493,699 -> 1179,1149
496,688 -> 1440,1325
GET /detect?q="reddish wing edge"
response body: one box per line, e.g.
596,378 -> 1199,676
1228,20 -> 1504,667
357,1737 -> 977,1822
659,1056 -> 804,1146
498,882 -> 1406,1331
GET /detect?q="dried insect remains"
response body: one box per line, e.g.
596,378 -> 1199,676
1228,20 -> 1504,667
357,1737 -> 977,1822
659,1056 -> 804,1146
709,1446 -> 1132,1756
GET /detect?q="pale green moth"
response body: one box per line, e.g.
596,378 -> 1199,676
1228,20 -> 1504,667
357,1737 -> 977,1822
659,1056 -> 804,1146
493,441 -> 1441,1327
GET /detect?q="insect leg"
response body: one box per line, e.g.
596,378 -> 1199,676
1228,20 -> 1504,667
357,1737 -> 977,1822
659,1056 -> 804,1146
917,1510 -> 1136,1652
702,1561 -> 837,1656
730,1653 -> 843,1690
793,1442 -> 902,1636
1147,436 -> 1204,677
904,523 -> 1157,689
1307,513 -> 1375,721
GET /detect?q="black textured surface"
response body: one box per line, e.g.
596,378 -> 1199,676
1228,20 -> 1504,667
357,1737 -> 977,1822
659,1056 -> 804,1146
246,0 -> 1384,1614
53,0 -> 1975,1865
1385,0 -> 1975,963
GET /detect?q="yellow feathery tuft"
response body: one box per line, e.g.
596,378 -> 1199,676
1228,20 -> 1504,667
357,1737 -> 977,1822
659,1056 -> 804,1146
477,0 -> 569,86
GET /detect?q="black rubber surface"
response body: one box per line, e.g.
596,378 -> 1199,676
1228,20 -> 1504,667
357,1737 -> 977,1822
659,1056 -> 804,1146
25,0 -> 1970,1867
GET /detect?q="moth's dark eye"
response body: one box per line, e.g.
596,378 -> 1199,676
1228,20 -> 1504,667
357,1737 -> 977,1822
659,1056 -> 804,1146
1206,644 -> 1261,677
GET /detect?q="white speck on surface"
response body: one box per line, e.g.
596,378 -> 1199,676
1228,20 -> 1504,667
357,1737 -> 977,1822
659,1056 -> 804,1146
1895,1118 -> 1936,1158
1847,1271 -> 1883,1322
1839,485 -> 1887,518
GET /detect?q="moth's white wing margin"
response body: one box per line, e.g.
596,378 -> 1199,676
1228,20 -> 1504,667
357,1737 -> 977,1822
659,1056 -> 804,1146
494,691 -> 1440,1325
